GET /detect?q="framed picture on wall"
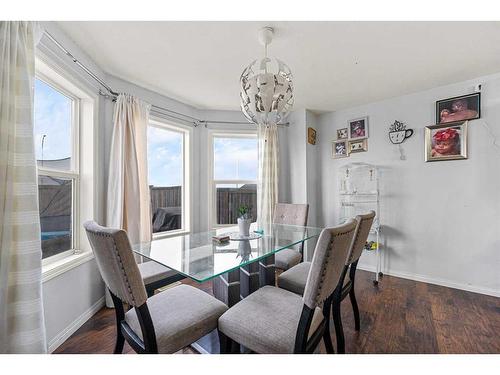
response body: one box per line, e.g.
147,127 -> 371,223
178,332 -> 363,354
348,116 -> 369,139
348,139 -> 368,153
332,140 -> 349,158
337,127 -> 348,140
425,121 -> 468,162
436,93 -> 480,124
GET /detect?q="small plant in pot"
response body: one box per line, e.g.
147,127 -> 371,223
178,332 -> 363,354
237,204 -> 252,237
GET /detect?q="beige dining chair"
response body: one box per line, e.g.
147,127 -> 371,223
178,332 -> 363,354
217,219 -> 357,354
277,211 -> 376,353
84,221 -> 228,354
273,203 -> 309,271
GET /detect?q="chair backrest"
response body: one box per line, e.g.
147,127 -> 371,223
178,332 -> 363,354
302,219 -> 357,309
273,203 -> 309,226
84,221 -> 148,307
345,211 -> 376,265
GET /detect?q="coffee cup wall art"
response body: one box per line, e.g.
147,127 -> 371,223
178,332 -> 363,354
389,120 -> 414,144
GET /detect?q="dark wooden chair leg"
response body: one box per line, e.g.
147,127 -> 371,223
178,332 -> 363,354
230,340 -> 241,354
322,296 -> 335,354
349,288 -> 361,331
332,299 -> 345,354
218,330 -> 232,354
146,287 -> 155,298
109,289 -> 126,354
349,260 -> 360,331
114,330 -> 125,354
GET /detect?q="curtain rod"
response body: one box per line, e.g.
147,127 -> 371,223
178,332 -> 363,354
43,30 -> 289,128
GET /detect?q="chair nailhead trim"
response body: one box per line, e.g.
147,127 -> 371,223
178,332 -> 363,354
93,231 -> 138,306
314,228 -> 354,305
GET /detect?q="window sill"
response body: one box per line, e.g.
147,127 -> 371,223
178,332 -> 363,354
42,251 -> 94,283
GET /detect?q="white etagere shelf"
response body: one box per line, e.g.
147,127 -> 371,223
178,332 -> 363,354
338,163 -> 383,285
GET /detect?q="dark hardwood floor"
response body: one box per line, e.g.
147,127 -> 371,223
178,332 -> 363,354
54,270 -> 500,354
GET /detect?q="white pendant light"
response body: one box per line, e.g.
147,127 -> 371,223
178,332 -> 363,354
240,27 -> 294,126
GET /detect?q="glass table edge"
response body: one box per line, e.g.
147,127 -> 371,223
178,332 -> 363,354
134,226 -> 323,283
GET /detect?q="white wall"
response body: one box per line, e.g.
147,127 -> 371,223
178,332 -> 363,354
317,73 -> 500,297
42,260 -> 104,352
284,109 -> 308,204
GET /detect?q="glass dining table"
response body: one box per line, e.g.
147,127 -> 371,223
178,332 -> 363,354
133,222 -> 323,353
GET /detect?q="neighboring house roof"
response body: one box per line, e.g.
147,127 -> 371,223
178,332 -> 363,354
37,157 -> 71,171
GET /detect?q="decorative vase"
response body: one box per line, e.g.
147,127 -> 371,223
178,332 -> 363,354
237,240 -> 252,263
237,217 -> 251,237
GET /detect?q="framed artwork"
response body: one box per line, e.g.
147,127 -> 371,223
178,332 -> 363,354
337,127 -> 348,140
332,140 -> 349,158
425,121 -> 468,162
348,117 -> 369,139
349,139 -> 368,153
307,127 -> 317,145
436,93 -> 480,124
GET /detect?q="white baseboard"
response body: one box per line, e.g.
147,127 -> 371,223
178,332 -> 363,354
357,265 -> 500,298
47,296 -> 105,353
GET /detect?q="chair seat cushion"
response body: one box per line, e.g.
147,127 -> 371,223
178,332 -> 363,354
138,261 -> 178,285
275,248 -> 302,270
278,261 -> 311,295
125,284 -> 228,353
218,286 -> 324,354
279,262 -> 352,296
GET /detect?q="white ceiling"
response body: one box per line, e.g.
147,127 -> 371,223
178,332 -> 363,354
56,21 -> 500,112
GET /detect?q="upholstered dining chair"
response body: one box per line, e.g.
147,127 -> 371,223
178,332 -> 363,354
277,211 -> 376,354
217,219 -> 357,354
273,203 -> 309,271
84,221 -> 228,354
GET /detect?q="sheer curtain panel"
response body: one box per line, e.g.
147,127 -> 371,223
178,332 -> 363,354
257,123 -> 279,228
0,21 -> 47,353
107,94 -> 152,246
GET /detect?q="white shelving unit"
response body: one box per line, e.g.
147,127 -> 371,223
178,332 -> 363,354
338,163 -> 383,285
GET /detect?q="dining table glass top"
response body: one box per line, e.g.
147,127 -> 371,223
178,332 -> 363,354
133,223 -> 323,283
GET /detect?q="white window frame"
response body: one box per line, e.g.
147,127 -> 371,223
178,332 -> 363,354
148,117 -> 192,239
208,131 -> 258,229
36,73 -> 80,264
36,54 -> 98,280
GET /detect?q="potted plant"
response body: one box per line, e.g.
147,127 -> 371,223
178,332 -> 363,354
237,204 -> 252,237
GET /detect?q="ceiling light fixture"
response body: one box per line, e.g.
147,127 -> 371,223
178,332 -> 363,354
240,27 -> 294,126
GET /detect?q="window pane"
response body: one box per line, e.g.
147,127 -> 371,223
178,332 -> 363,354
148,125 -> 183,233
216,183 -> 257,225
214,137 -> 258,180
38,175 -> 72,259
34,79 -> 73,170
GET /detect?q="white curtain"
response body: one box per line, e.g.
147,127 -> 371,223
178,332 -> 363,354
257,123 -> 279,227
107,94 -> 152,247
0,21 -> 47,353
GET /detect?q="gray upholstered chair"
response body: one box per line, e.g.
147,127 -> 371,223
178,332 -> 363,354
277,211 -> 376,353
273,203 -> 309,271
218,219 -> 357,354
84,221 -> 228,354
